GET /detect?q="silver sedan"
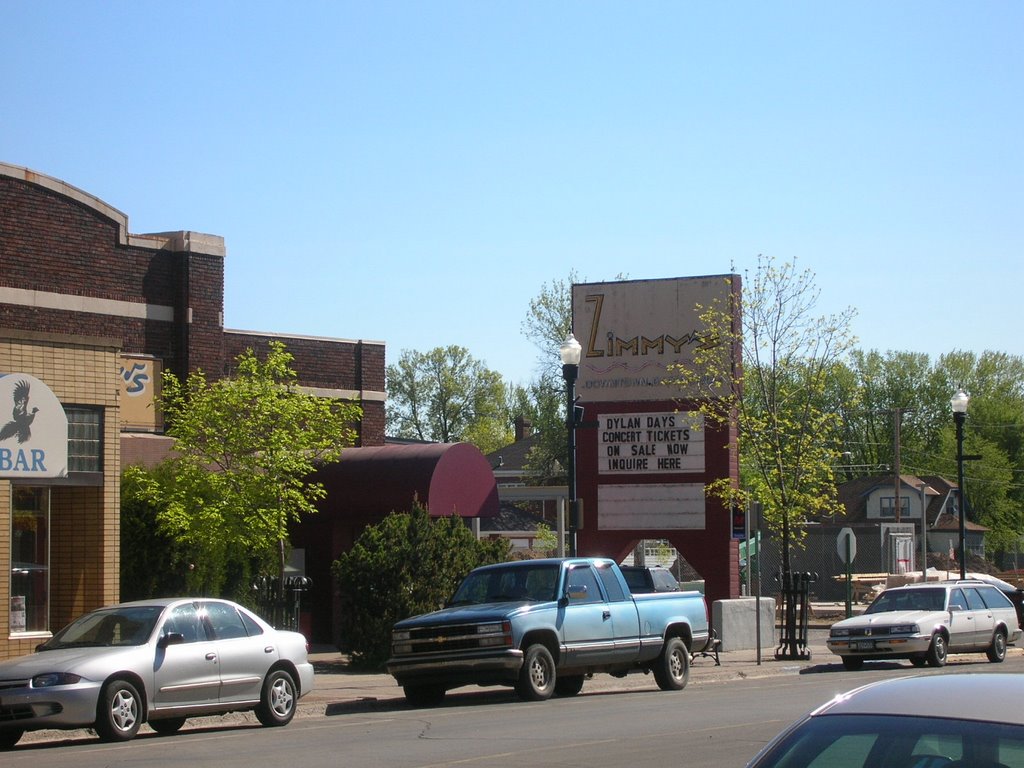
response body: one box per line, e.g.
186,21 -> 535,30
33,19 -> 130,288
0,597 -> 314,749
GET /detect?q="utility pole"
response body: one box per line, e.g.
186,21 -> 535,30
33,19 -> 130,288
893,408 -> 902,523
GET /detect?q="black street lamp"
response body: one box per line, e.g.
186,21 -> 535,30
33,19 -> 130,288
560,333 -> 582,557
951,388 -> 970,580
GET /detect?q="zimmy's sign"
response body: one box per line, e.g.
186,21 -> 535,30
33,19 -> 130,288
572,275 -> 733,402
0,373 -> 68,478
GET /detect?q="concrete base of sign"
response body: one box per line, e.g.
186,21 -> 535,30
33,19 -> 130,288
712,597 -> 777,652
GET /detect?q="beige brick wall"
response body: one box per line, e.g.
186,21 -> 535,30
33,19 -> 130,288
0,333 -> 120,660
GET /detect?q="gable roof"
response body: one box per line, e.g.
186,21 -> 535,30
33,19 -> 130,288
834,473 -> 957,525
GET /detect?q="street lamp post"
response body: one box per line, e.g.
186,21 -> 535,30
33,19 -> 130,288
560,333 -> 582,557
951,388 -> 970,580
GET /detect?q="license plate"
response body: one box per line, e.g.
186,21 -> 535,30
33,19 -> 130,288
852,640 -> 874,650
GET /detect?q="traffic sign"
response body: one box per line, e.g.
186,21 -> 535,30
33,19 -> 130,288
837,527 -> 857,564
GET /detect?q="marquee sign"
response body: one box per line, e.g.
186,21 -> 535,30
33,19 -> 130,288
598,411 -> 704,474
572,275 -> 733,402
0,373 -> 68,478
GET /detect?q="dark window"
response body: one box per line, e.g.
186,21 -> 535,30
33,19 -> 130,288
948,589 -> 969,611
203,602 -> 248,640
964,587 -> 987,611
239,610 -> 265,636
595,562 -> 627,602
163,603 -> 205,643
65,407 -> 102,472
566,565 -> 603,604
978,585 -> 1013,610
879,496 -> 909,518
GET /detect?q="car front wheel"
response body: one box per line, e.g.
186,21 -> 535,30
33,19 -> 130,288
926,633 -> 948,667
986,629 -> 1008,663
96,679 -> 142,742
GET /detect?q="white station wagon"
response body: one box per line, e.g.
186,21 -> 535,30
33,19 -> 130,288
827,580 -> 1021,670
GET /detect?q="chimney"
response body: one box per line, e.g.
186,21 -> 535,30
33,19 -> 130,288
515,416 -> 533,441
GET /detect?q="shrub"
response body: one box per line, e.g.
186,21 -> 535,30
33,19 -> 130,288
333,501 -> 510,668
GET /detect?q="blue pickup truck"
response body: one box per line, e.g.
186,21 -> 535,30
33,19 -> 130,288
386,557 -> 711,705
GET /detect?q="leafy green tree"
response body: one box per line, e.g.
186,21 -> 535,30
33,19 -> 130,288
123,463 -> 266,601
152,341 -> 361,585
932,351 -> 1024,560
667,256 -> 857,573
332,502 -> 511,668
121,465 -> 192,599
386,345 -> 520,454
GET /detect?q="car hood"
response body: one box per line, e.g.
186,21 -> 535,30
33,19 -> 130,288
833,610 -> 945,629
394,601 -> 545,629
0,646 -> 146,679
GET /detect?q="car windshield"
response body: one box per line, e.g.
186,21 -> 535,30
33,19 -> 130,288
449,564 -> 560,604
40,606 -> 164,650
865,588 -> 946,614
753,713 -> 1024,768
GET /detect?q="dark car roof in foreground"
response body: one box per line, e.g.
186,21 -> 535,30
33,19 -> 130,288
814,674 -> 1024,725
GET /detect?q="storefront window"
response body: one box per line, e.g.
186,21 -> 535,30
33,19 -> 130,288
10,486 -> 49,634
66,407 -> 102,473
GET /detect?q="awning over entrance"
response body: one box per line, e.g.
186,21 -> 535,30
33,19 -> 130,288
314,442 -> 500,519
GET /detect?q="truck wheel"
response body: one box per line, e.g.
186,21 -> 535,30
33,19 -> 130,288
403,684 -> 446,707
515,644 -> 556,701
926,633 -> 948,667
554,675 -> 584,697
986,629 -> 1007,663
653,637 -> 689,691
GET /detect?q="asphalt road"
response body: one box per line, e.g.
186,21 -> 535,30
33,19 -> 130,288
7,653 -> 1023,768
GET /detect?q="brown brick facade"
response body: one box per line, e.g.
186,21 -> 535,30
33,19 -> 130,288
0,163 -> 386,657
0,333 -> 120,660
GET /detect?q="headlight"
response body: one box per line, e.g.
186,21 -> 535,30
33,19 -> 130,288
476,623 -> 506,634
393,630 -> 410,641
32,672 -> 82,688
890,624 -> 919,635
476,621 -> 512,648
830,628 -> 850,638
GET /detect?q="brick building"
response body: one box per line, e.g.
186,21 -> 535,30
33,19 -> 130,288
0,162 -> 385,659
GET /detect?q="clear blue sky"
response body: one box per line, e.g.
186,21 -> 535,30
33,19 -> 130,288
4,2 -> 1021,386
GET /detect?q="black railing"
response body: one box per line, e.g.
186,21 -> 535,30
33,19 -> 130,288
252,576 -> 312,632
775,570 -> 817,660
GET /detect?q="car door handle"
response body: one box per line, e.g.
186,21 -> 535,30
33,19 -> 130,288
206,652 -> 218,661
602,610 -> 611,620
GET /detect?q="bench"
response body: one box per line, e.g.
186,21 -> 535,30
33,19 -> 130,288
691,629 -> 721,666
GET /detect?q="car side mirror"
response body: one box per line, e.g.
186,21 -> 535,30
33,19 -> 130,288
949,605 -> 963,613
158,631 -> 185,648
566,584 -> 589,601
